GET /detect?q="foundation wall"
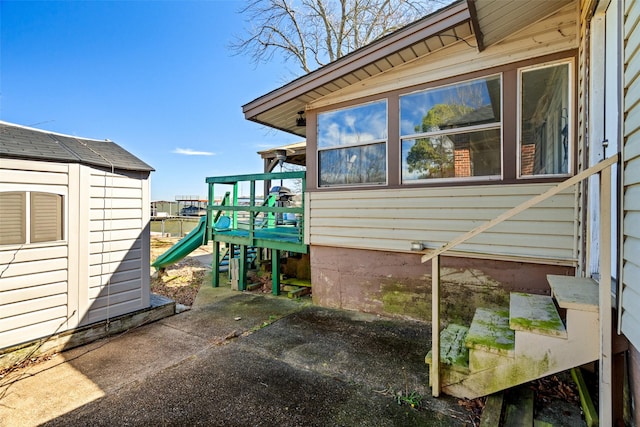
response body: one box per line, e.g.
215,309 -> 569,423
310,245 -> 574,324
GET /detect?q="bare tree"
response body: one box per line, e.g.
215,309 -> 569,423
232,0 -> 446,74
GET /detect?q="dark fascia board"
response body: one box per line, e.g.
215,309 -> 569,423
242,0 -> 472,120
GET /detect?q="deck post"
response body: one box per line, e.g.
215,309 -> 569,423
432,254 -> 441,397
599,165 -> 613,422
212,241 -> 220,287
272,249 -> 280,295
239,245 -> 248,291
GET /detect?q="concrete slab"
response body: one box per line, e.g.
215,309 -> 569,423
547,275 -> 599,312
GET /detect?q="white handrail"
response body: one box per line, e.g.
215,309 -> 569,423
427,154 -> 619,398
421,155 -> 619,263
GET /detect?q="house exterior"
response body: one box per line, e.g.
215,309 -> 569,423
243,0 -> 639,424
0,121 -> 154,351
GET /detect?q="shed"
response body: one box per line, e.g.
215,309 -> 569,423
0,121 -> 154,350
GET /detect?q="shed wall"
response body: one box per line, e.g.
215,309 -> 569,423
0,158 -> 151,349
0,159 -> 71,349
83,168 -> 150,325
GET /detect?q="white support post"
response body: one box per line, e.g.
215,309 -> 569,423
599,166 -> 613,422
432,254 -> 441,397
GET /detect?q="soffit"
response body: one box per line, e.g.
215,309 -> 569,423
472,0 -> 575,48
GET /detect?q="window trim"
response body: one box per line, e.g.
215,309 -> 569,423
0,190 -> 65,247
516,58 -> 574,179
317,99 -> 389,187
399,73 -> 504,184
307,50 -> 578,192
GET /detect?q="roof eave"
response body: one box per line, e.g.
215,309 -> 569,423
242,1 -> 472,121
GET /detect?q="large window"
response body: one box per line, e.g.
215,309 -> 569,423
519,61 -> 571,176
317,100 -> 387,186
400,75 -> 502,183
0,192 -> 64,245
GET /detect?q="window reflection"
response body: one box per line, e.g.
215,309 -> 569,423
318,101 -> 387,148
400,75 -> 502,182
520,63 -> 570,176
318,100 -> 387,186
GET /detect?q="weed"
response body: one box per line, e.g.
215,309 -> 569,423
395,391 -> 423,408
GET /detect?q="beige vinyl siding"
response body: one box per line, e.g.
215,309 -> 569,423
84,170 -> 147,325
309,3 -> 579,110
308,183 -> 578,262
0,161 -> 70,349
621,0 -> 640,349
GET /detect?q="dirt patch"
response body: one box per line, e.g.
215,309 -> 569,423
150,237 -> 212,307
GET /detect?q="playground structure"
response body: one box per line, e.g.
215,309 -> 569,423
152,170 -> 308,295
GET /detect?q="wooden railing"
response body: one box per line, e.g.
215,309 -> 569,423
423,154 -> 619,403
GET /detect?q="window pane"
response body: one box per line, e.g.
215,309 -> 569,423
319,143 -> 386,186
400,75 -> 501,136
30,192 -> 63,243
317,100 -> 387,148
0,192 -> 26,245
402,128 -> 501,181
520,63 -> 570,176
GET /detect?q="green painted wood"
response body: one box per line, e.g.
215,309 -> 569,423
213,241 -> 220,287
466,307 -> 515,356
480,392 -> 504,427
206,171 -> 305,183
272,249 -> 280,296
571,367 -> 598,427
238,245 -> 247,291
510,293 -> 567,338
504,385 -> 534,427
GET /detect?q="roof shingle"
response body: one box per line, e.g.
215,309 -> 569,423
0,121 -> 154,172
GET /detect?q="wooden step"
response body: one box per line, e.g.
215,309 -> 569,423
509,293 -> 567,338
466,308 -> 515,357
547,274 -> 598,312
425,324 -> 469,373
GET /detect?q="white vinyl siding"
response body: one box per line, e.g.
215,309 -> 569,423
0,160 -> 70,349
0,157 -> 151,350
84,170 -> 148,325
621,0 -> 640,349
308,183 -> 577,262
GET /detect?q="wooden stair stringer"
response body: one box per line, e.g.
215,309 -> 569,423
441,335 -> 599,399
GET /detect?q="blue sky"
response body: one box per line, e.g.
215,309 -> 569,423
1,0 -> 302,200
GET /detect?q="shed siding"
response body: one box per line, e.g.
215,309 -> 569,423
308,183 -> 577,262
621,0 -> 640,349
308,3 -> 578,110
0,160 -> 70,349
83,169 -> 149,325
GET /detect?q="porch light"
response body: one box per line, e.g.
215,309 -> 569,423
296,111 -> 306,127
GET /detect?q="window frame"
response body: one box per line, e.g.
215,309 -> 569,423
399,73 -> 504,184
517,59 -> 574,179
308,51 -> 577,192
316,99 -> 389,187
0,191 -> 65,246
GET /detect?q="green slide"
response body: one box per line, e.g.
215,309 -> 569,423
152,216 -> 208,270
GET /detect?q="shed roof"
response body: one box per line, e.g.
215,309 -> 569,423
242,0 -> 572,137
0,121 -> 154,172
